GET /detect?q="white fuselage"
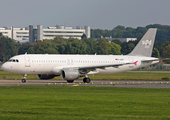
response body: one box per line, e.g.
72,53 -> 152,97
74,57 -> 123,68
1,54 -> 159,75
1,28 -> 159,82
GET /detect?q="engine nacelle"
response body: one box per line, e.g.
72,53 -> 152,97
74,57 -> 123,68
37,74 -> 57,80
61,69 -> 80,81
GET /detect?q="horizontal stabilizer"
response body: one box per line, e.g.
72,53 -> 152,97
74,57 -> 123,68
141,58 -> 159,62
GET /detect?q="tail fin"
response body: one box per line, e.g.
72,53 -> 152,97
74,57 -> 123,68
128,28 -> 157,57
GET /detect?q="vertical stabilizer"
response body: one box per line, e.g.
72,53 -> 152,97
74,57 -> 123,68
128,28 -> 157,57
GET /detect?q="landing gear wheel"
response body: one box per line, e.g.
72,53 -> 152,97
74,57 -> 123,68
22,74 -> 27,83
83,78 -> 86,83
67,80 -> 74,83
83,78 -> 91,83
86,78 -> 91,83
22,79 -> 26,83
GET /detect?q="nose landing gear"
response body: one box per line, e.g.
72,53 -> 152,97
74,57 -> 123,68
22,74 -> 27,83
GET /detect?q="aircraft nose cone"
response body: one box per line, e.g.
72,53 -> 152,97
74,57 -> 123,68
1,63 -> 8,71
1,63 -> 4,70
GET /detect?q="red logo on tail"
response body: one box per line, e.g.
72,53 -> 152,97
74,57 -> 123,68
133,61 -> 138,66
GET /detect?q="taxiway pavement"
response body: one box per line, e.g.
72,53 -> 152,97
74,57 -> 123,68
0,80 -> 170,88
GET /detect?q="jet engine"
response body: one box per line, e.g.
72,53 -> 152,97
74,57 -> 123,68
37,74 -> 57,80
61,69 -> 80,81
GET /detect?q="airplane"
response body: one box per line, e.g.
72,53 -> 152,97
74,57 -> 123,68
1,28 -> 159,83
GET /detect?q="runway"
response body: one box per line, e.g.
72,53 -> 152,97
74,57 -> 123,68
0,79 -> 170,88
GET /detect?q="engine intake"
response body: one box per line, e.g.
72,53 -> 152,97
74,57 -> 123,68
61,69 -> 80,81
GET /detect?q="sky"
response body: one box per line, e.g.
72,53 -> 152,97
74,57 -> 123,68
0,0 -> 170,30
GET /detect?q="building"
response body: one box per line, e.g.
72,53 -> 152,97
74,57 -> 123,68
0,26 -> 29,43
95,36 -> 137,43
0,26 -> 29,41
0,25 -> 90,44
0,27 -> 13,39
112,38 -> 137,42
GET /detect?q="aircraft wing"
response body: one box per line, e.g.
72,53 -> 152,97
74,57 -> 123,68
78,63 -> 129,70
63,62 -> 133,73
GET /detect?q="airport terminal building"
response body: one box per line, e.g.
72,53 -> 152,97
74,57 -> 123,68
0,25 -> 90,44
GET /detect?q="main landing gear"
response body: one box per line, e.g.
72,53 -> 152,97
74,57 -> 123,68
67,78 -> 91,83
83,77 -> 91,83
22,74 -> 27,83
83,74 -> 91,83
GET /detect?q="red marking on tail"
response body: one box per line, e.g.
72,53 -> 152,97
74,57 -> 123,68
133,61 -> 138,66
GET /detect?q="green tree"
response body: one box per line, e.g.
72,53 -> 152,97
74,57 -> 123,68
91,24 -> 170,42
108,42 -> 121,55
83,38 -> 97,54
65,42 -> 73,54
121,42 -> 135,55
58,43 -> 66,54
112,39 -> 122,45
91,29 -> 108,38
81,34 -> 87,39
111,25 -> 126,38
34,40 -> 50,54
96,38 -> 108,55
18,44 -> 30,54
154,39 -> 170,57
45,48 -> 58,54
53,36 -> 65,44
163,44 -> 170,63
0,36 -> 18,61
71,40 -> 83,54
27,47 -> 35,54
152,48 -> 160,58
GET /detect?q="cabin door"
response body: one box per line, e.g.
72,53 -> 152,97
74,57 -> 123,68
25,56 -> 30,67
67,59 -> 74,66
128,57 -> 134,68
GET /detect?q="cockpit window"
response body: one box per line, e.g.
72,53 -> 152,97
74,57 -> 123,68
8,59 -> 19,62
8,59 -> 12,62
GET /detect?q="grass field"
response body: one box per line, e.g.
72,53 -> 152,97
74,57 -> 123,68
1,68 -> 170,80
0,86 -> 170,120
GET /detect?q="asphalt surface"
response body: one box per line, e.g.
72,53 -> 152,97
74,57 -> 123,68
0,79 -> 170,88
